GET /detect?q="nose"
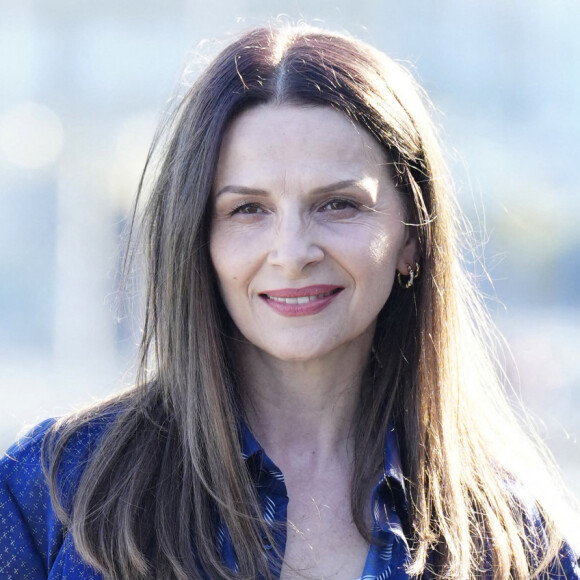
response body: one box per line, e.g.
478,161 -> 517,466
266,212 -> 324,274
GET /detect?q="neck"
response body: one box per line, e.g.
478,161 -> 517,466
236,337 -> 372,471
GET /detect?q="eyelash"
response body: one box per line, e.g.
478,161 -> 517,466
318,198 -> 360,212
229,197 -> 361,216
229,202 -> 266,216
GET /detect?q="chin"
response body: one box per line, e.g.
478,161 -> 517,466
239,335 -> 329,363
261,345 -> 327,363
254,337 -> 367,365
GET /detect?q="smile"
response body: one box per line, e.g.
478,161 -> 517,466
265,289 -> 338,304
259,285 -> 343,317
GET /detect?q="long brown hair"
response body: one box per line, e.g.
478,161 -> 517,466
44,25 -> 576,579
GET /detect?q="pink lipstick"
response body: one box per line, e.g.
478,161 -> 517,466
259,285 -> 343,317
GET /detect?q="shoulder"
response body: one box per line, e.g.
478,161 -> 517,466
548,543 -> 580,579
42,410 -> 121,512
1,411 -> 118,475
0,414 -> 117,578
1,418 -> 56,491
506,479 -> 580,578
1,420 -> 56,577
1,412 -> 117,513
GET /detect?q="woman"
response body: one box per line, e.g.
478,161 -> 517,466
1,25 -> 579,580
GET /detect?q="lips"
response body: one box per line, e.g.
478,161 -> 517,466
259,285 -> 343,316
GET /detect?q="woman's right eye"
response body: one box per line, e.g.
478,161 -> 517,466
230,203 -> 266,216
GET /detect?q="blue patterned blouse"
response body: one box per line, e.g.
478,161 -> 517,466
1,417 -> 579,579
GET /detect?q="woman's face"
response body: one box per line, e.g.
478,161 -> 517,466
210,104 -> 417,363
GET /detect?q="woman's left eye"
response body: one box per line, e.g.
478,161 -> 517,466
319,198 -> 359,212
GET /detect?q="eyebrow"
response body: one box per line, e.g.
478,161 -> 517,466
214,179 -> 373,198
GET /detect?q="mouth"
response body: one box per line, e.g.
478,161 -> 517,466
258,285 -> 344,316
259,285 -> 343,300
261,288 -> 341,304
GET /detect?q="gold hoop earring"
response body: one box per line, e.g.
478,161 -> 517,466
397,262 -> 420,289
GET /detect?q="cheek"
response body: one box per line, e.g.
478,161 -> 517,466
347,229 -> 402,305
368,231 -> 394,263
209,231 -> 236,298
209,237 -> 223,281
209,231 -> 261,293
355,224 -> 405,270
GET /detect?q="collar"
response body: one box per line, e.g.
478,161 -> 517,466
372,424 -> 410,540
384,424 -> 406,490
240,420 -> 263,461
239,421 -> 286,486
240,419 -> 411,548
240,420 -> 409,509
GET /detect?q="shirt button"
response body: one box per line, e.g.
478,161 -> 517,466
262,538 -> 273,550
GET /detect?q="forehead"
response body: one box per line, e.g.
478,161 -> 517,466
215,104 -> 389,183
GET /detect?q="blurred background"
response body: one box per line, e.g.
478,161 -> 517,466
1,0 -> 579,499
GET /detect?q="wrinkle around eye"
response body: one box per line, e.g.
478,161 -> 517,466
212,197 -> 271,219
318,198 -> 360,212
231,202 -> 268,215
315,197 -> 375,221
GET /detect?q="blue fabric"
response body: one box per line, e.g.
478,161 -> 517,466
1,418 -> 579,579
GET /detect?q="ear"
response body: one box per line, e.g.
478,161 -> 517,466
396,231 -> 420,275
